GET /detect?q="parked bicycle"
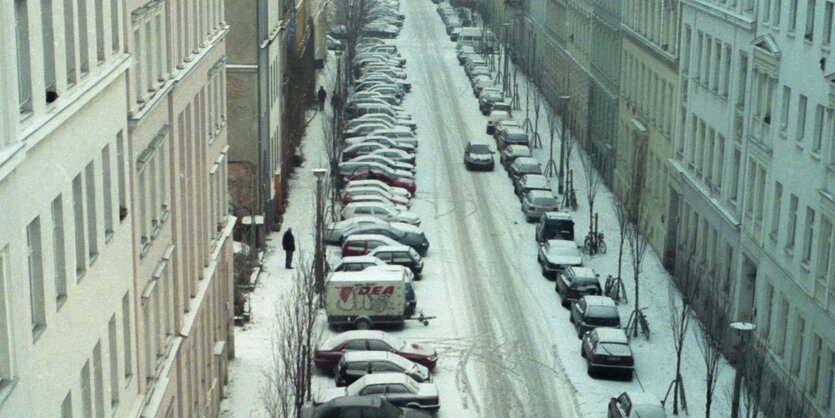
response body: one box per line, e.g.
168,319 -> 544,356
583,231 -> 606,255
604,275 -> 627,304
563,187 -> 578,211
626,307 -> 651,340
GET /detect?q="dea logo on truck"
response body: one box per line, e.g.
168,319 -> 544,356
338,286 -> 396,302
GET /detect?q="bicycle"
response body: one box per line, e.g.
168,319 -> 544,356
583,231 -> 607,255
604,275 -> 627,304
563,187 -> 578,211
626,307 -> 651,340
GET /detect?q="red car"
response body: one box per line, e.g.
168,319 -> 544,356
314,330 -> 438,374
341,143 -> 387,161
340,234 -> 400,256
342,189 -> 410,208
343,167 -> 416,194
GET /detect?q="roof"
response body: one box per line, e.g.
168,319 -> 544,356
526,190 -> 555,199
623,391 -> 663,407
343,234 -> 399,245
568,266 -> 597,278
341,350 -> 402,362
581,295 -> 616,307
345,201 -> 393,210
370,244 -> 413,253
328,396 -> 385,408
322,330 -> 391,348
546,239 -> 578,251
338,256 -> 382,264
327,269 -> 407,283
514,157 -> 539,166
505,126 -> 526,134
355,372 -> 415,386
593,327 -> 629,343
543,211 -> 573,221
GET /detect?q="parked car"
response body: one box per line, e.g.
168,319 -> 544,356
344,136 -> 416,154
348,154 -> 416,174
535,212 -> 575,242
343,168 -> 416,195
355,113 -> 417,131
509,157 -> 543,185
332,256 -> 388,272
341,234 -> 402,257
325,216 -> 389,245
581,328 -> 634,380
479,89 -> 504,115
608,392 -> 667,418
497,126 -> 530,149
494,119 -> 521,140
556,266 -> 601,307
570,295 -> 621,338
346,179 -> 412,199
341,202 -> 421,225
538,240 -> 583,279
521,190 -> 560,222
343,187 -> 411,208
369,245 -> 424,275
316,374 -> 440,411
344,122 -> 393,138
342,223 -> 430,256
342,194 -> 408,210
369,147 -> 416,165
514,174 -> 551,198
314,330 -> 439,373
486,110 -> 511,134
342,142 -> 388,161
463,141 -> 495,171
362,22 -> 400,38
499,144 -> 531,169
339,160 -> 414,181
302,396 -> 432,418
335,351 -> 432,387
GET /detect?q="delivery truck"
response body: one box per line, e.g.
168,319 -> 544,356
324,266 -> 416,329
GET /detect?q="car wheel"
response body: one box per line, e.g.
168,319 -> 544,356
561,298 -> 569,308
586,362 -> 593,376
577,327 -> 584,339
354,318 -> 372,330
580,346 -> 585,357
542,268 -> 548,277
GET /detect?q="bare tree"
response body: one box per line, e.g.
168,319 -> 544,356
261,254 -> 323,418
530,82 -> 543,149
320,107 -> 341,222
544,110 -> 559,177
624,132 -> 648,338
579,151 -> 602,233
740,336 -> 772,418
665,256 -> 698,415
613,197 -> 629,284
694,275 -> 729,418
561,109 -> 577,194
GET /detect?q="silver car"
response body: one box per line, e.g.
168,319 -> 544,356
522,190 -> 560,222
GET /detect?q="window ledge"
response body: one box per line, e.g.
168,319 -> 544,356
89,253 -> 98,266
795,140 -> 805,150
76,269 -> 86,283
105,230 -> 114,243
140,241 -> 151,258
769,231 -> 778,242
811,151 -> 821,161
0,378 -> 18,408
32,324 -> 46,342
800,261 -> 811,272
56,294 -> 67,311
785,246 -> 795,257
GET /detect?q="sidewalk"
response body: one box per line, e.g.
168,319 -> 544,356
219,54 -> 337,418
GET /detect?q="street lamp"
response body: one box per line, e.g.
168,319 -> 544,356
313,168 -> 328,293
557,95 -> 570,194
730,322 -> 756,418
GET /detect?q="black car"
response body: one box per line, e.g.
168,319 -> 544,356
335,351 -> 432,387
464,141 -> 495,171
342,223 -> 429,256
556,267 -> 602,307
369,245 -> 424,275
508,157 -> 542,186
569,295 -> 621,338
535,212 -> 575,242
581,328 -> 634,380
302,396 -> 432,418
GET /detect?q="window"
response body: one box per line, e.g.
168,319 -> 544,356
826,1 -> 834,44
776,297 -> 789,356
15,0 -> 32,113
736,53 -> 748,108
0,246 -> 12,384
787,194 -> 799,250
132,28 -> 142,101
803,207 -> 816,263
109,0 -> 119,52
791,315 -> 806,376
42,0 -> 57,100
77,0 -> 89,73
797,94 -> 808,143
52,196 -> 67,305
73,174 -> 86,278
27,217 -> 46,338
771,182 -> 783,239
816,216 -> 833,301
822,348 -> 834,411
781,86 -> 791,131
806,0 -> 817,40
85,162 -> 98,259
764,0 -> 773,21
809,334 -> 823,394
813,105 -> 824,154
761,281 -> 774,340
108,315 -> 119,407
116,131 -> 127,221
93,342 -> 104,418
81,360 -> 92,417
790,0 -> 799,32
61,391 -> 73,418
121,293 -> 132,379
64,0 -> 77,85
722,45 -> 731,97
101,146 -> 113,236
94,0 -> 104,62
774,0 -> 783,24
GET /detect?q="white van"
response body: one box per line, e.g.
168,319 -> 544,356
456,27 -> 495,53
324,267 -> 416,329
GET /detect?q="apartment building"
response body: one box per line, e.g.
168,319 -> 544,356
588,0 -> 621,185
0,0 -> 139,417
225,0 -> 283,229
124,0 -> 234,416
615,0 -> 679,257
0,0 -> 235,417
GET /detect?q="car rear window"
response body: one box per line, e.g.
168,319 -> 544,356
595,342 -> 631,357
533,197 -> 557,206
469,144 -> 491,153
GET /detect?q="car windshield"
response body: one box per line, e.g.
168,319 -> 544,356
521,163 -> 540,172
469,144 -> 491,153
595,342 -> 632,357
533,197 -> 557,206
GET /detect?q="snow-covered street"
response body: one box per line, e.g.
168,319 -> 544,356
220,1 -> 740,417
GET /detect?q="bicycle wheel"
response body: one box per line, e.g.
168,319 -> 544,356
583,236 -> 593,254
599,240 -> 607,254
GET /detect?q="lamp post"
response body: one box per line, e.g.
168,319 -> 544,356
313,168 -> 327,293
557,95 -> 570,194
730,322 -> 756,418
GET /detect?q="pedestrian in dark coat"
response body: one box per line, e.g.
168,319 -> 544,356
330,90 -> 341,110
282,228 -> 296,269
317,86 -> 327,110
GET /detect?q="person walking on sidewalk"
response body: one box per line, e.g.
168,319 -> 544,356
331,90 -> 341,110
282,228 -> 296,269
317,86 -> 327,111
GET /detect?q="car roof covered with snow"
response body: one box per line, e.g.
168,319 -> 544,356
581,295 -> 616,307
320,330 -> 402,350
593,327 -> 629,344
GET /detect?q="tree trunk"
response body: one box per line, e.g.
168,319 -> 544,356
633,264 -> 640,338
617,235 -> 625,279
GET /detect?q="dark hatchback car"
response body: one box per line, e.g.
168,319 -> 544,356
508,157 -> 542,186
569,295 -> 621,338
581,328 -> 634,380
535,212 -> 575,242
335,351 -> 432,387
342,223 -> 429,256
369,245 -> 424,275
556,267 -> 602,307
464,141 -> 495,171
302,396 -> 432,418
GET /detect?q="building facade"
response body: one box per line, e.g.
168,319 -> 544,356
0,0 -> 235,417
225,0 -> 283,230
588,0 -> 621,185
